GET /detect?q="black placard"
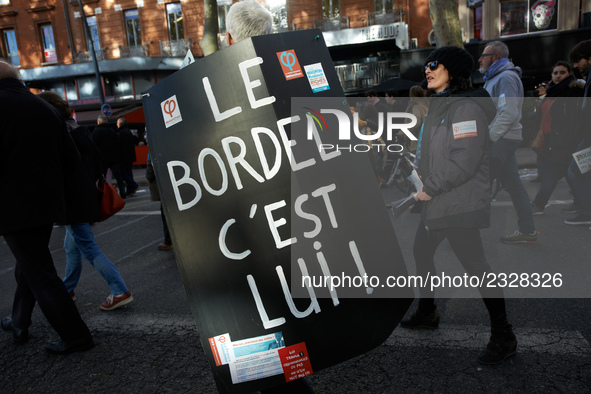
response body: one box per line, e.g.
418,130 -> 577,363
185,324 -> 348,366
142,29 -> 412,393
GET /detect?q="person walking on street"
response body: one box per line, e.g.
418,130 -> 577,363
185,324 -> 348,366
530,61 -> 583,215
38,92 -> 134,311
116,117 -> 140,197
92,115 -> 126,199
146,156 -> 173,251
479,41 -> 537,244
400,46 -> 517,364
564,40 -> 591,226
0,60 -> 94,355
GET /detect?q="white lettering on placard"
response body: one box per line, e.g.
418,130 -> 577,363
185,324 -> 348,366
276,265 -> 320,318
203,77 -> 242,122
239,57 -> 276,109
264,200 -> 296,249
221,136 -> 266,190
277,116 -> 316,172
294,194 -> 322,239
247,274 -> 286,329
251,127 -> 282,180
198,148 -> 228,196
314,241 -> 339,306
167,160 -> 201,211
219,219 -> 251,260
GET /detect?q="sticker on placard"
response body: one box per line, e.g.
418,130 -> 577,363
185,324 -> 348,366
208,333 -> 233,366
227,332 -> 286,384
161,95 -> 182,128
304,63 -> 330,93
277,50 -> 304,81
277,342 -> 313,382
452,120 -> 478,139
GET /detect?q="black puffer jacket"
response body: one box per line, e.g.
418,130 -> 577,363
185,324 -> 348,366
65,119 -> 102,223
541,76 -> 583,165
0,78 -> 80,234
92,122 -> 119,165
418,87 -> 497,230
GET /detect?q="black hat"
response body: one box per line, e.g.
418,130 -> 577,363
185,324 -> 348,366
425,46 -> 474,80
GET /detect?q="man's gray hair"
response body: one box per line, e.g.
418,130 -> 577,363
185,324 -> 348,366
0,60 -> 21,80
226,0 -> 273,43
97,115 -> 109,124
485,41 -> 509,59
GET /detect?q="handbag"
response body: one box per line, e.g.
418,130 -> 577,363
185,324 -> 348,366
97,177 -> 126,222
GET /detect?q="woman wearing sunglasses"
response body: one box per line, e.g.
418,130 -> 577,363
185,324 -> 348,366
399,46 -> 517,364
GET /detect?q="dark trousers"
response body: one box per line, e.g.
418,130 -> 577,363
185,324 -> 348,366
533,155 -> 573,209
413,221 -> 509,329
3,224 -> 91,341
120,161 -> 139,195
103,162 -> 126,199
161,204 -> 171,245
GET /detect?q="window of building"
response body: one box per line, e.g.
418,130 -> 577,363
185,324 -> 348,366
3,29 -> 19,66
125,9 -> 142,46
0,0 -> 10,5
500,0 -> 558,36
78,75 -> 99,99
167,2 -> 184,41
322,0 -> 340,19
374,0 -> 393,14
40,25 -> 57,63
86,16 -> 100,51
473,5 -> 482,40
65,79 -> 78,101
217,0 -> 231,35
105,74 -> 134,101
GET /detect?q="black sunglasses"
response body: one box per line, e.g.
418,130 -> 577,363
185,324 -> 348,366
424,60 -> 438,72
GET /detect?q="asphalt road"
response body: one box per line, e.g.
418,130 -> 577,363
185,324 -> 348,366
1,156 -> 590,393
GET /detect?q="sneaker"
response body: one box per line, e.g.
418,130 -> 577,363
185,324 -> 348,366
531,202 -> 544,215
100,291 -> 133,311
400,309 -> 440,329
490,178 -> 501,201
127,185 -> 140,197
564,214 -> 591,226
158,243 -> 173,251
478,326 -> 517,365
561,203 -> 580,214
501,230 -> 537,244
69,291 -> 76,301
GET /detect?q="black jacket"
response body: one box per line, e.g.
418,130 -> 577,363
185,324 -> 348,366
118,126 -> 137,163
419,88 -> 497,230
65,119 -> 101,223
0,78 -> 80,234
92,122 -> 119,165
541,76 -> 584,165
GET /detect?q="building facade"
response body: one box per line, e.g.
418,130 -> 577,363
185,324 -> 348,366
1,0 -> 589,122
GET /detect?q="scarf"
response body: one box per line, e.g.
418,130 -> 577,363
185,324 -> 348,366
483,58 -> 510,81
546,75 -> 576,98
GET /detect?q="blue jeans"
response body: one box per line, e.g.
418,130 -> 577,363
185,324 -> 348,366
490,138 -> 535,234
63,223 -> 129,295
566,138 -> 591,216
532,155 -> 572,209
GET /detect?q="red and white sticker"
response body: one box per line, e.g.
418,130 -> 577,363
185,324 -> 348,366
276,50 -> 304,81
208,333 -> 232,366
277,342 -> 313,382
452,120 -> 477,139
161,95 -> 182,128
